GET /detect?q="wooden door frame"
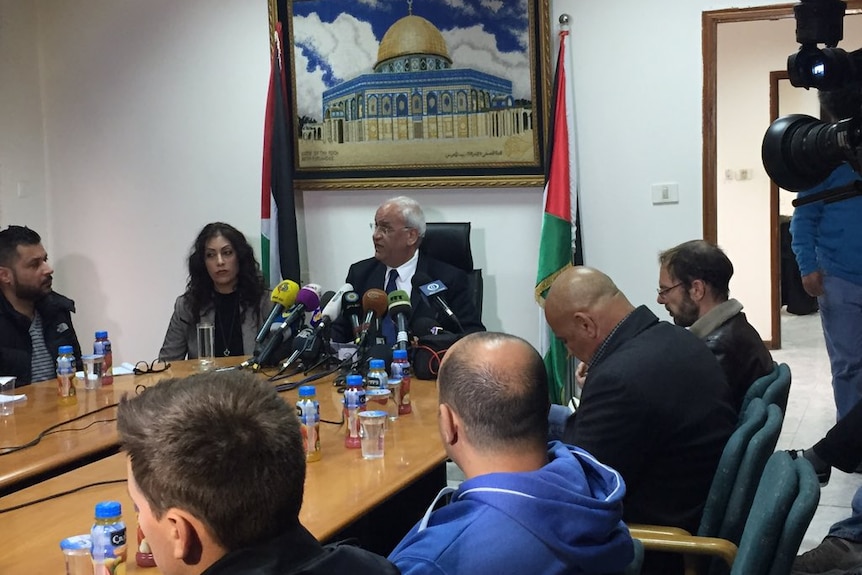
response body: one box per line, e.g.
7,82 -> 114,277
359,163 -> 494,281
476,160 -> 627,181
702,2 -> 862,349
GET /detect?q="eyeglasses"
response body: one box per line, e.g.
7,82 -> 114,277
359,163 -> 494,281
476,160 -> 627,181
656,282 -> 684,297
134,359 -> 171,375
369,222 -> 411,236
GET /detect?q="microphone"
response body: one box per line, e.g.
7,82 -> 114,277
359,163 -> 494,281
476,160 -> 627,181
278,284 -> 322,331
239,320 -> 298,370
388,289 -> 412,351
277,327 -> 321,374
256,280 -> 300,344
314,283 -> 353,335
412,273 -> 464,333
356,289 -> 389,350
309,290 -> 336,329
342,291 -> 362,337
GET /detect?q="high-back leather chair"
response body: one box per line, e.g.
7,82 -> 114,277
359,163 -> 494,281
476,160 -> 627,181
420,222 -> 483,318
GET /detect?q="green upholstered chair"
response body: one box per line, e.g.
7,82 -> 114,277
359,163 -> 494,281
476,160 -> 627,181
739,362 -> 779,418
762,362 -> 792,414
629,397 -> 784,575
632,451 -> 820,575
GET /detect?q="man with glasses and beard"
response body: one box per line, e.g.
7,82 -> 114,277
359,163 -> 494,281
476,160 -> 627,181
0,225 -> 82,384
657,239 -> 773,413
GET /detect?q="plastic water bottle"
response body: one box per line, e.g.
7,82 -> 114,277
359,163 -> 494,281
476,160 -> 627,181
366,358 -> 388,389
391,349 -> 412,415
94,331 -> 114,385
343,374 -> 366,449
297,386 -> 322,462
56,345 -> 78,406
91,500 -> 127,575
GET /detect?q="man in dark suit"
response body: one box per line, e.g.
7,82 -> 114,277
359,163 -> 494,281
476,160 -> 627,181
545,266 -> 735,575
330,196 -> 484,344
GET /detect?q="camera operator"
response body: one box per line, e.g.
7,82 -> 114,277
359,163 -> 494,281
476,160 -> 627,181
790,81 -> 862,575
790,82 -> 862,422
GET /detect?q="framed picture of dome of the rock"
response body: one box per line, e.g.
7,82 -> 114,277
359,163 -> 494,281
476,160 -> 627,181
282,0 -> 552,190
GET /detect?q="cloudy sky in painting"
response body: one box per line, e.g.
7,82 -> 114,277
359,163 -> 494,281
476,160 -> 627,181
290,0 -> 533,119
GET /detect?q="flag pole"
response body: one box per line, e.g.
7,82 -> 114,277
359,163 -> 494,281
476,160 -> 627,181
557,13 -> 578,407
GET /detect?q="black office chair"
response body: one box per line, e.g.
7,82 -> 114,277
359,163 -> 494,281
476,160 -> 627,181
420,222 -> 483,318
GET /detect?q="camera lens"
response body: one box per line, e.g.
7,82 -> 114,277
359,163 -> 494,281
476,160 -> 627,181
761,114 -> 860,191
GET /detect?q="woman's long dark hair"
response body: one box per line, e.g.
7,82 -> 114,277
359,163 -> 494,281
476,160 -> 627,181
185,222 -> 266,324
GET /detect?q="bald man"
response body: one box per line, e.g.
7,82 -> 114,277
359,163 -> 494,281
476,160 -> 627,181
389,332 -> 635,575
545,267 -> 735,541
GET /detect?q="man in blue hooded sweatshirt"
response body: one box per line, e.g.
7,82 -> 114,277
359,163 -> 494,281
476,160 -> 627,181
389,331 -> 634,575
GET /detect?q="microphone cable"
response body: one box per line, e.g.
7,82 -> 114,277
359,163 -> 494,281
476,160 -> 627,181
0,403 -> 118,456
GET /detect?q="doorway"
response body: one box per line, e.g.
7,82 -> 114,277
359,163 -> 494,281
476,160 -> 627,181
702,2 -> 862,349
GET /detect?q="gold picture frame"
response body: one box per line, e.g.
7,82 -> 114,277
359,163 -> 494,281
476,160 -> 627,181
283,0 -> 552,190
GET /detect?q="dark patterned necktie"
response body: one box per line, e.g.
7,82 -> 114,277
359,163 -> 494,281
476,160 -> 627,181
382,269 -> 398,345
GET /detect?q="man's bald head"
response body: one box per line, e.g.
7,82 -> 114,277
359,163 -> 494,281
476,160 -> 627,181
438,332 -> 549,451
544,267 -> 635,363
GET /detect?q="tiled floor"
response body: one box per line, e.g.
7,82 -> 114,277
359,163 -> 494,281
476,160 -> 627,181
773,309 -> 862,553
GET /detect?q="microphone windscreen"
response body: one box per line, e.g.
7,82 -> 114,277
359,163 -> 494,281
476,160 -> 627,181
271,280 -> 300,307
362,288 -> 389,317
342,291 -> 361,315
388,289 -> 412,318
295,286 -> 321,310
317,291 -> 336,310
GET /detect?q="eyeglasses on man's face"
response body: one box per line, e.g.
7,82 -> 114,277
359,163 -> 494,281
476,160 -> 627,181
369,222 -> 411,236
133,359 -> 171,375
656,282 -> 684,298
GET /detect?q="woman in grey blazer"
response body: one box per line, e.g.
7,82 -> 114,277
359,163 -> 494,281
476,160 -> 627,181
159,222 -> 270,360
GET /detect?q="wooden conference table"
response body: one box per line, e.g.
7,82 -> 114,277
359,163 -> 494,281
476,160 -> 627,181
0,359 -> 220,493
0,359 -> 447,574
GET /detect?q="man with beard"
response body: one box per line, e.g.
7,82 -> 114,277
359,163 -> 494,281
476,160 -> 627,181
658,239 -> 772,412
0,225 -> 82,384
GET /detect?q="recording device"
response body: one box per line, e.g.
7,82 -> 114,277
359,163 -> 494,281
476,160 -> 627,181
342,291 -> 362,337
388,289 -> 412,351
356,289 -> 388,350
255,280 -> 300,344
412,272 -> 464,333
277,327 -> 322,374
762,0 -> 862,193
239,320 -> 298,370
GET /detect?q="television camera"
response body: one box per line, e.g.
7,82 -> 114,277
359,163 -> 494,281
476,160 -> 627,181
761,0 -> 862,200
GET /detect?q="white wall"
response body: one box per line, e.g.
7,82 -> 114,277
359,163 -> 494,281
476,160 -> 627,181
0,1 -> 49,236
1,0 -> 805,364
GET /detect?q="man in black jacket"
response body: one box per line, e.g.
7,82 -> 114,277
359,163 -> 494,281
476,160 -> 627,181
118,370 -> 399,575
330,196 -> 484,344
0,225 -> 82,384
545,266 -> 735,575
658,239 -> 773,412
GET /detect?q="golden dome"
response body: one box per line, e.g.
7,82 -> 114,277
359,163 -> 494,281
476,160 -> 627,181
376,15 -> 451,67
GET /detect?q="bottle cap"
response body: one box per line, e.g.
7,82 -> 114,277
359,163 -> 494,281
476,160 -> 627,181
346,374 -> 363,387
58,345 -> 74,354
298,385 -> 316,397
94,501 -> 122,519
95,330 -> 108,339
393,349 -> 408,359
369,359 -> 385,369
